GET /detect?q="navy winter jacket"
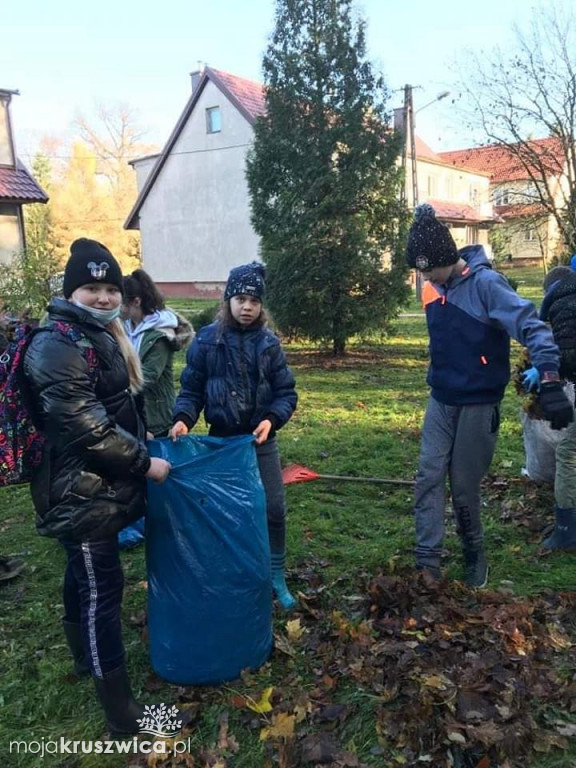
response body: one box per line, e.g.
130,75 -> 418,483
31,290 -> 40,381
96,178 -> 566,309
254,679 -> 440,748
174,321 -> 297,436
423,245 -> 560,405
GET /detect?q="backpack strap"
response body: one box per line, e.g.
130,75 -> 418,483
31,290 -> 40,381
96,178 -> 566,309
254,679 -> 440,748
47,321 -> 100,383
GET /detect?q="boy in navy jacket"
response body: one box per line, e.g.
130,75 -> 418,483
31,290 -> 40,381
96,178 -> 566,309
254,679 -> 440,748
405,204 -> 572,587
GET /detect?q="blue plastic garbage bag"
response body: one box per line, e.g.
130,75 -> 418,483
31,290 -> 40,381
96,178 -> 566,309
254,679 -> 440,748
118,517 -> 145,549
146,434 -> 273,685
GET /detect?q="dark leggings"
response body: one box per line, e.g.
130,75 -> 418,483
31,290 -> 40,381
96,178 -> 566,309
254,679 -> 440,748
62,537 -> 125,678
256,437 -> 287,555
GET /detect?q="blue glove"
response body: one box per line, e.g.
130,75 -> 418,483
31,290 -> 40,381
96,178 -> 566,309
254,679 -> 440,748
521,366 -> 541,392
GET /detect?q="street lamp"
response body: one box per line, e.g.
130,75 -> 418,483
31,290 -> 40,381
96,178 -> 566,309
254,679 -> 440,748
402,86 -> 450,299
415,90 -> 450,115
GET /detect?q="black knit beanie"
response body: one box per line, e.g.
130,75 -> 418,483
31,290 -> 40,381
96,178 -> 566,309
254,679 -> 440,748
224,261 -> 266,301
405,204 -> 459,271
63,239 -> 124,298
543,266 -> 573,293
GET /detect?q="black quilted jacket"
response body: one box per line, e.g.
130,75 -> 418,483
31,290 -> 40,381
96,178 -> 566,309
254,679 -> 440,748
23,299 -> 150,541
540,274 -> 576,381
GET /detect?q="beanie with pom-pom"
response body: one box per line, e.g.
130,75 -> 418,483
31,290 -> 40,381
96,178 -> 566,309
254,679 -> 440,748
405,204 -> 459,271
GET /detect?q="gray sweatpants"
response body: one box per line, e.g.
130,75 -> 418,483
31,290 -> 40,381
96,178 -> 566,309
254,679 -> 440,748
413,396 -> 500,569
555,413 -> 576,509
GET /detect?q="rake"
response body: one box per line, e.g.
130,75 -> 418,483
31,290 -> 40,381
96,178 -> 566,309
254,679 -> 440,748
282,463 -> 415,487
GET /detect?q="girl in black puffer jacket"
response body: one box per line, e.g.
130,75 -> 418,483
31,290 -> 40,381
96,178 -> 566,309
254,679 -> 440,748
171,262 -> 298,609
23,238 -> 171,737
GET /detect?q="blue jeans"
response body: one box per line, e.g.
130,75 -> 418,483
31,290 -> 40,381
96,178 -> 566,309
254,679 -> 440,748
62,537 -> 125,678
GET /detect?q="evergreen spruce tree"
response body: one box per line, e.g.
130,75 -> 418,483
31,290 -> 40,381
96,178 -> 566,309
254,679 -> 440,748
23,152 -> 57,262
247,0 -> 409,354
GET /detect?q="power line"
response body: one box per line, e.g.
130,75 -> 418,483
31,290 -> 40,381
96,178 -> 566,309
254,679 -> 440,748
21,142 -> 252,162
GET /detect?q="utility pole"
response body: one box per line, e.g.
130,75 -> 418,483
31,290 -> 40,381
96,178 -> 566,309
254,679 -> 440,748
402,85 -> 450,302
403,84 -> 422,300
405,85 -> 418,210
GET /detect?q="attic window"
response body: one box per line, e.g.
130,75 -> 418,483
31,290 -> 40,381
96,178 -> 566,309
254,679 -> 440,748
206,107 -> 221,134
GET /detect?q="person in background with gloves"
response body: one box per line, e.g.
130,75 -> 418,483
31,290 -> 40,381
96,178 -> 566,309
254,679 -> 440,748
405,205 -> 572,588
170,261 -> 298,610
522,265 -> 576,552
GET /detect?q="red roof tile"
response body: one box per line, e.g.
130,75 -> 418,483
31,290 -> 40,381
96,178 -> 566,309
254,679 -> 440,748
0,161 -> 48,203
413,136 -> 442,162
438,138 -> 565,183
495,202 -> 546,220
208,69 -> 266,123
427,199 -> 499,224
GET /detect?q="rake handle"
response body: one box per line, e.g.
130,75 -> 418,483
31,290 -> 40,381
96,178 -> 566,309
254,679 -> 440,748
315,473 -> 415,486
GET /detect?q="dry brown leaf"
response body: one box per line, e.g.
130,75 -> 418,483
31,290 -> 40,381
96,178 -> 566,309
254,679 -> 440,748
259,712 -> 296,741
286,618 -> 306,642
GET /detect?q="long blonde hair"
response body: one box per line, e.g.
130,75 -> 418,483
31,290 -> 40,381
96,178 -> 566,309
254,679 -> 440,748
107,317 -> 144,392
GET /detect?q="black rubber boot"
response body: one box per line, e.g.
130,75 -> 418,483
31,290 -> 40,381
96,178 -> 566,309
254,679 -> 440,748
93,665 -> 145,737
463,546 -> 489,589
62,620 -> 91,678
542,506 -> 576,551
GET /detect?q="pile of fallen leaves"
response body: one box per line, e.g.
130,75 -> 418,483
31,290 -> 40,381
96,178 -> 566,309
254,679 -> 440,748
126,569 -> 575,768
512,348 -> 543,417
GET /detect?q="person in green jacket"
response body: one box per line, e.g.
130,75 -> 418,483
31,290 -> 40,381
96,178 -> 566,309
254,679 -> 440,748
123,269 -> 193,437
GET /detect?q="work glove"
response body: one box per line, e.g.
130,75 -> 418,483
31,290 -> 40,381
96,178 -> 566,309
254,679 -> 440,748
521,366 -> 541,392
538,381 -> 574,430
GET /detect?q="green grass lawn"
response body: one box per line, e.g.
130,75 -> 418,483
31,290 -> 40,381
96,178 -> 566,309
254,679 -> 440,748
0,268 -> 574,768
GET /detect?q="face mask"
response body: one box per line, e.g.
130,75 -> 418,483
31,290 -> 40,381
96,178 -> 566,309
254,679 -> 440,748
73,300 -> 121,325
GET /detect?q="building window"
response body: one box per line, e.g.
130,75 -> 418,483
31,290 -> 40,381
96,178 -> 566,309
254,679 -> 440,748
494,188 -> 511,206
525,227 -> 537,242
0,97 -> 15,166
206,107 -> 221,134
0,203 -> 22,264
524,181 -> 538,201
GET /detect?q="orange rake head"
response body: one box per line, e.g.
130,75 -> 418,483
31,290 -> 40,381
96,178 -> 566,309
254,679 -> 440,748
281,463 -> 321,485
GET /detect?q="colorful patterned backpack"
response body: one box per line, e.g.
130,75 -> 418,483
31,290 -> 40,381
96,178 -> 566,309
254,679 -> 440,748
0,320 -> 99,486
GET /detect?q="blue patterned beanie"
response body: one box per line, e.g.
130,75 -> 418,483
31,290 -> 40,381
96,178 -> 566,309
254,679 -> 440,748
224,261 -> 266,301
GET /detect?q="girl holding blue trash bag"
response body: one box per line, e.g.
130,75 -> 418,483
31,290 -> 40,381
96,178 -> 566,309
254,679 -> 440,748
170,261 -> 298,609
23,239 -> 171,736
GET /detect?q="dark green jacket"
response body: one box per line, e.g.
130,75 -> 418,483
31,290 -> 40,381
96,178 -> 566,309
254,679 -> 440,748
139,314 -> 193,436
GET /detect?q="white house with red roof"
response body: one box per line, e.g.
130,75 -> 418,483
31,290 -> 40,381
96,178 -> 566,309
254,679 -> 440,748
0,89 -> 48,264
125,67 -> 266,297
439,138 -> 567,262
126,68 -> 499,295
